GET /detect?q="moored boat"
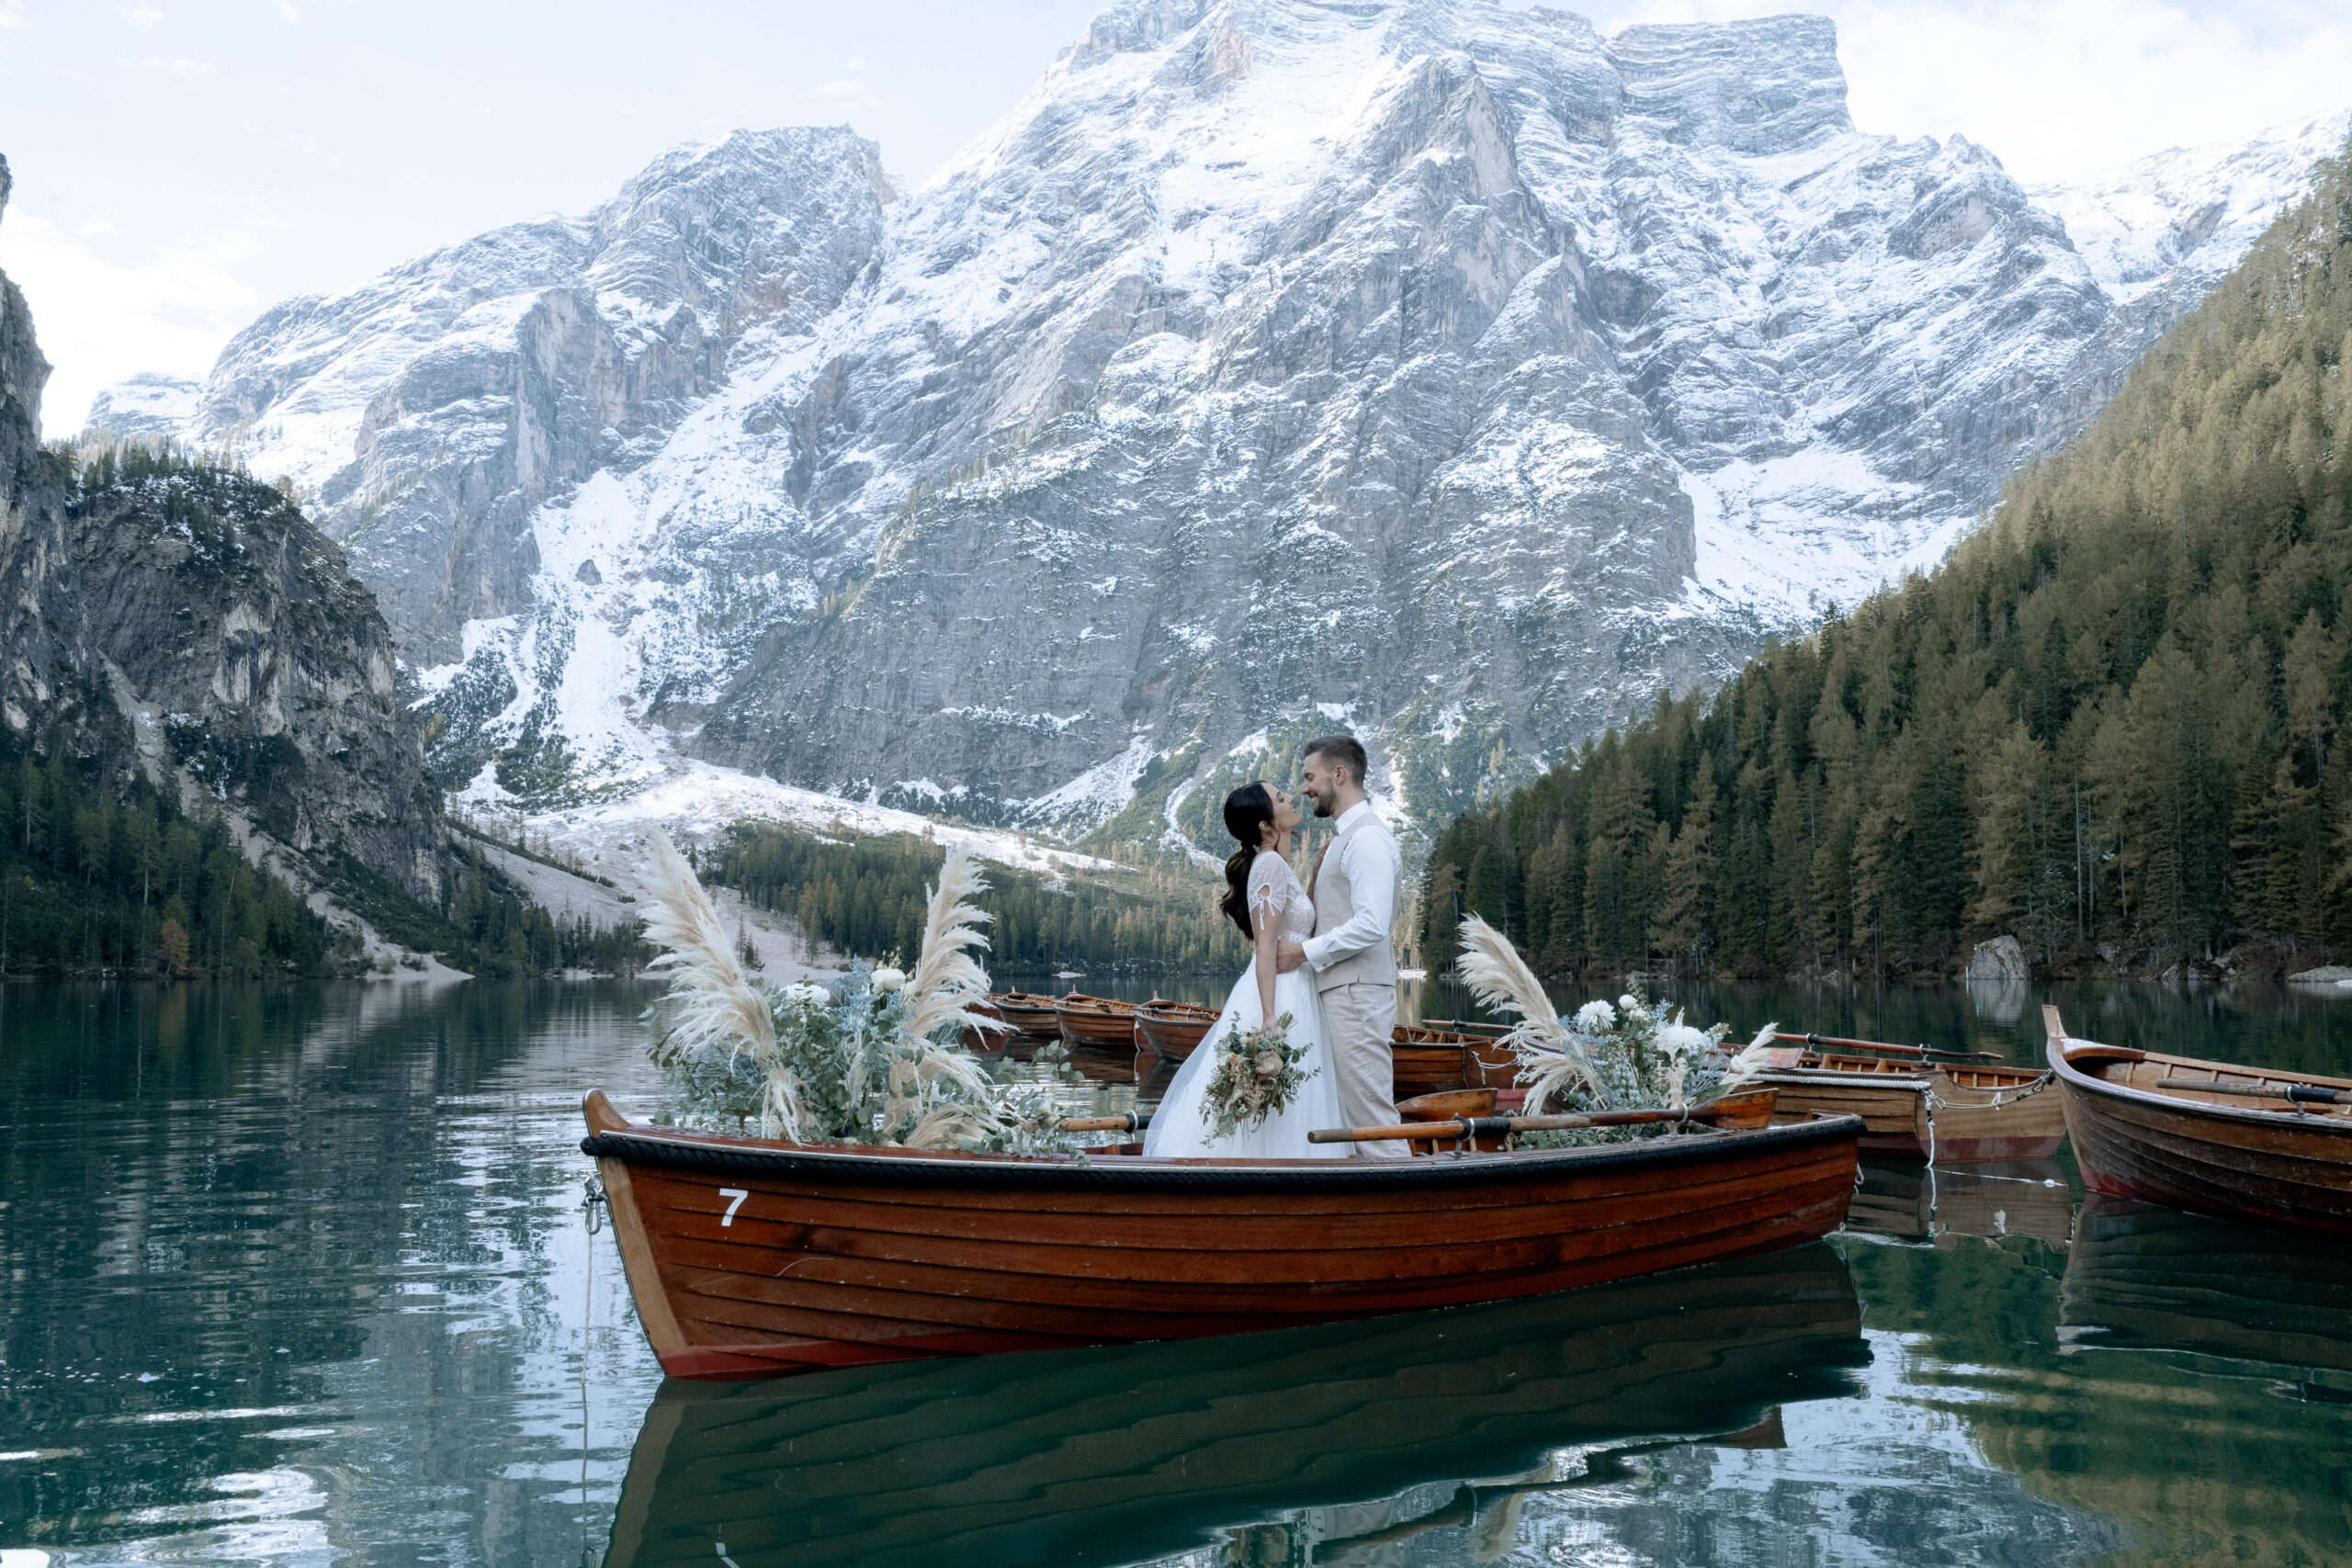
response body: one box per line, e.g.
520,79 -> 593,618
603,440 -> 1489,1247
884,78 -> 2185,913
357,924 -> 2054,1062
988,991 -> 1063,1041
580,1089 -> 1863,1380
1134,998 -> 1219,1063
1744,1043 -> 2063,1162
2044,1006 -> 2352,1236
1392,1023 -> 1519,1095
1055,991 -> 1138,1051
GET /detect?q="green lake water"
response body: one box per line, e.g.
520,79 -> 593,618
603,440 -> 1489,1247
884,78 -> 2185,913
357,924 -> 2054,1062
3,977 -> 2348,1566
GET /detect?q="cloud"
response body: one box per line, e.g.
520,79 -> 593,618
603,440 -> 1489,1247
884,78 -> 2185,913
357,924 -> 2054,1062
0,211 -> 265,436
120,5 -> 164,26
275,0 -> 299,18
1582,0 -> 2352,184
844,55 -> 865,69
816,78 -> 862,96
169,55 -> 209,73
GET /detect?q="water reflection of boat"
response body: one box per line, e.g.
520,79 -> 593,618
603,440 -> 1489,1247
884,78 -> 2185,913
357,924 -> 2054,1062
1846,1160 -> 2075,1247
2061,1194 -> 2352,1376
601,1247 -> 1866,1568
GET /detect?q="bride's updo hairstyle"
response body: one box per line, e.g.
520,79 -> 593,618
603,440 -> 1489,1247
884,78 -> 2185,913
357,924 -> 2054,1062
1219,781 -> 1276,940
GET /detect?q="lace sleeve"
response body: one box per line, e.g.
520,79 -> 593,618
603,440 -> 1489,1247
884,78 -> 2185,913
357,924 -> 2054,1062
1245,852 -> 1289,931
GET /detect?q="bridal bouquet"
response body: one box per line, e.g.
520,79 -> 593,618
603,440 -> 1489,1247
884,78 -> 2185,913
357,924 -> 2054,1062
1201,1012 -> 1319,1143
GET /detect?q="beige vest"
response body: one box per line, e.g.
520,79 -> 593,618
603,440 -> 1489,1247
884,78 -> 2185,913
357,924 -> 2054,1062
1310,811 -> 1399,993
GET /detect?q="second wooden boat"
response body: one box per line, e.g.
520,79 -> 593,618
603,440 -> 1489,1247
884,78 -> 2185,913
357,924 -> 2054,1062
1055,992 -> 1138,1051
580,1090 -> 1861,1380
2045,1006 -> 2352,1236
988,991 -> 1063,1041
1744,1043 -> 2063,1162
1134,998 -> 1219,1063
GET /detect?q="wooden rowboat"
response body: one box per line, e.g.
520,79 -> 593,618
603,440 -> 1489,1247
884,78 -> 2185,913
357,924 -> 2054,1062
1054,992 -> 1138,1051
580,1089 -> 1862,1380
1391,1023 -> 1519,1096
1744,1043 -> 2063,1162
600,1246 -> 1864,1568
986,991 -> 1063,1040
1134,998 -> 1218,1063
2045,1005 -> 2352,1236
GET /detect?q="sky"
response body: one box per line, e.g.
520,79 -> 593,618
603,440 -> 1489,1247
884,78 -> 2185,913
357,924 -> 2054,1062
1,0 -> 2347,436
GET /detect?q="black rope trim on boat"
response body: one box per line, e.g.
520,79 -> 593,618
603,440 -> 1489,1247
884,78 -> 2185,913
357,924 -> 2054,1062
579,1114 -> 1864,1193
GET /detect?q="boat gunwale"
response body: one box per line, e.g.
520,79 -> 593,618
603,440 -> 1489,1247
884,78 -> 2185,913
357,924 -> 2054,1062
580,1114 -> 1864,1193
2047,1037 -> 2352,1137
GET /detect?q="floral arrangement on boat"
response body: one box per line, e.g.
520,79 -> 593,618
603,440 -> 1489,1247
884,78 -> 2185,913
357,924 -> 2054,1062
1456,916 -> 1773,1145
1201,1011 -> 1319,1143
639,832 -> 1081,1156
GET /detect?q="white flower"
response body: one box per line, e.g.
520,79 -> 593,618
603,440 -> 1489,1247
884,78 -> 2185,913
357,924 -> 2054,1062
1573,1000 -> 1617,1032
1617,994 -> 1637,1010
784,982 -> 828,1005
871,967 -> 907,992
1658,1022 -> 1713,1059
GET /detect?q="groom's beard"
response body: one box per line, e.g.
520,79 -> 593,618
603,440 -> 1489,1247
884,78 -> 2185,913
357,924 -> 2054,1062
1311,792 -> 1335,818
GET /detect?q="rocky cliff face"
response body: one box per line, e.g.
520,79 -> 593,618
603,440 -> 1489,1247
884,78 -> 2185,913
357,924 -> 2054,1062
92,4 -> 2351,849
0,154 -> 445,902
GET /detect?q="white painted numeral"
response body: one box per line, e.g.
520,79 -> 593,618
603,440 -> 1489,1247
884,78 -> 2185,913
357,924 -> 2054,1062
718,1188 -> 749,1226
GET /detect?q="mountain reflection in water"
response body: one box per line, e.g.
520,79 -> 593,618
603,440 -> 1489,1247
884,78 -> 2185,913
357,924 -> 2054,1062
604,1247 -> 1868,1568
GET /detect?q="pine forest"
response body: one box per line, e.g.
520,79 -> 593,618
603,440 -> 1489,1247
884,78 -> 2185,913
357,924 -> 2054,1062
1419,139 -> 2352,983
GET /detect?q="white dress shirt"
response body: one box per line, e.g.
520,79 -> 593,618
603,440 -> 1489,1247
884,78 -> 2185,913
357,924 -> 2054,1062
1302,798 -> 1401,973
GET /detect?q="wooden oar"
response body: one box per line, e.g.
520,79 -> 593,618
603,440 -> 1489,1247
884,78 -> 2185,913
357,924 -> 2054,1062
1062,1111 -> 1153,1133
1307,1089 -> 1779,1145
1772,1032 -> 2003,1064
2154,1077 -> 2346,1107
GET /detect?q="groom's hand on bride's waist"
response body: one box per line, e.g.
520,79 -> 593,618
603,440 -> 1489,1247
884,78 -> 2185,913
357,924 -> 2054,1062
1274,941 -> 1306,974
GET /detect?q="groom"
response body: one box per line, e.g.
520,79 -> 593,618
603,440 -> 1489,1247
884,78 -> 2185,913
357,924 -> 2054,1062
1278,735 -> 1408,1159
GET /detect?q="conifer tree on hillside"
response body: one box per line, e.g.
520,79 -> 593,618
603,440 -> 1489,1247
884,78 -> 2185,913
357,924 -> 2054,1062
1420,137 -> 2352,979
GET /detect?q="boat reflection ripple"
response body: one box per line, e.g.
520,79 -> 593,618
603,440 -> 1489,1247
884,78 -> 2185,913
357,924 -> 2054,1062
605,1247 -> 1868,1568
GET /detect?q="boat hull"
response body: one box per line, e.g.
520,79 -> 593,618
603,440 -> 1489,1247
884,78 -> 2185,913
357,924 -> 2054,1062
1756,1059 -> 2064,1163
582,1098 -> 1862,1380
2046,1021 -> 2352,1237
1134,1002 -> 1216,1064
987,993 -> 1062,1040
1055,994 -> 1138,1051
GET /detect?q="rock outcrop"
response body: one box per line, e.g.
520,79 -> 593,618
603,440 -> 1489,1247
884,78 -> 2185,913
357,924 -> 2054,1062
89,5 -> 2352,848
0,152 -> 445,903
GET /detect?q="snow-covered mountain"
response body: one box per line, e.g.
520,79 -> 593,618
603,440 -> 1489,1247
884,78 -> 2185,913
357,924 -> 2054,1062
89,0 -> 2349,852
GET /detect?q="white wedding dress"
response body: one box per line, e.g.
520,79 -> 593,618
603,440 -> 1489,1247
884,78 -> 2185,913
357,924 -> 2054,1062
1143,850 -> 1349,1159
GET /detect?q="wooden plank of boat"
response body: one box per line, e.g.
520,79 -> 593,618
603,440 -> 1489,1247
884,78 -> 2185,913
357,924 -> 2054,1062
1135,999 -> 1219,1064
2061,1193 -> 2352,1374
580,1089 -> 1863,1381
601,1246 -> 1864,1568
1055,992 -> 1139,1051
988,992 -> 1063,1040
1751,1050 -> 2063,1162
2044,1005 -> 2352,1236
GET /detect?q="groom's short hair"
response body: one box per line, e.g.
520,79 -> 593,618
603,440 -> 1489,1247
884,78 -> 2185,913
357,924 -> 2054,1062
1304,734 -> 1368,786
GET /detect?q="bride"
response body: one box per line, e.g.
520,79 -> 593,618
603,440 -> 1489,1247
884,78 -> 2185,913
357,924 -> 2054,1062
1143,782 -> 1348,1159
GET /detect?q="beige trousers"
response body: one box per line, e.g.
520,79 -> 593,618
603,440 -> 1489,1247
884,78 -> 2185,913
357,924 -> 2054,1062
1319,981 -> 1405,1160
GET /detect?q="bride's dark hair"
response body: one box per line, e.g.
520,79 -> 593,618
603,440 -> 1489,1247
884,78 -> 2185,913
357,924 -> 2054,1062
1219,782 -> 1277,940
